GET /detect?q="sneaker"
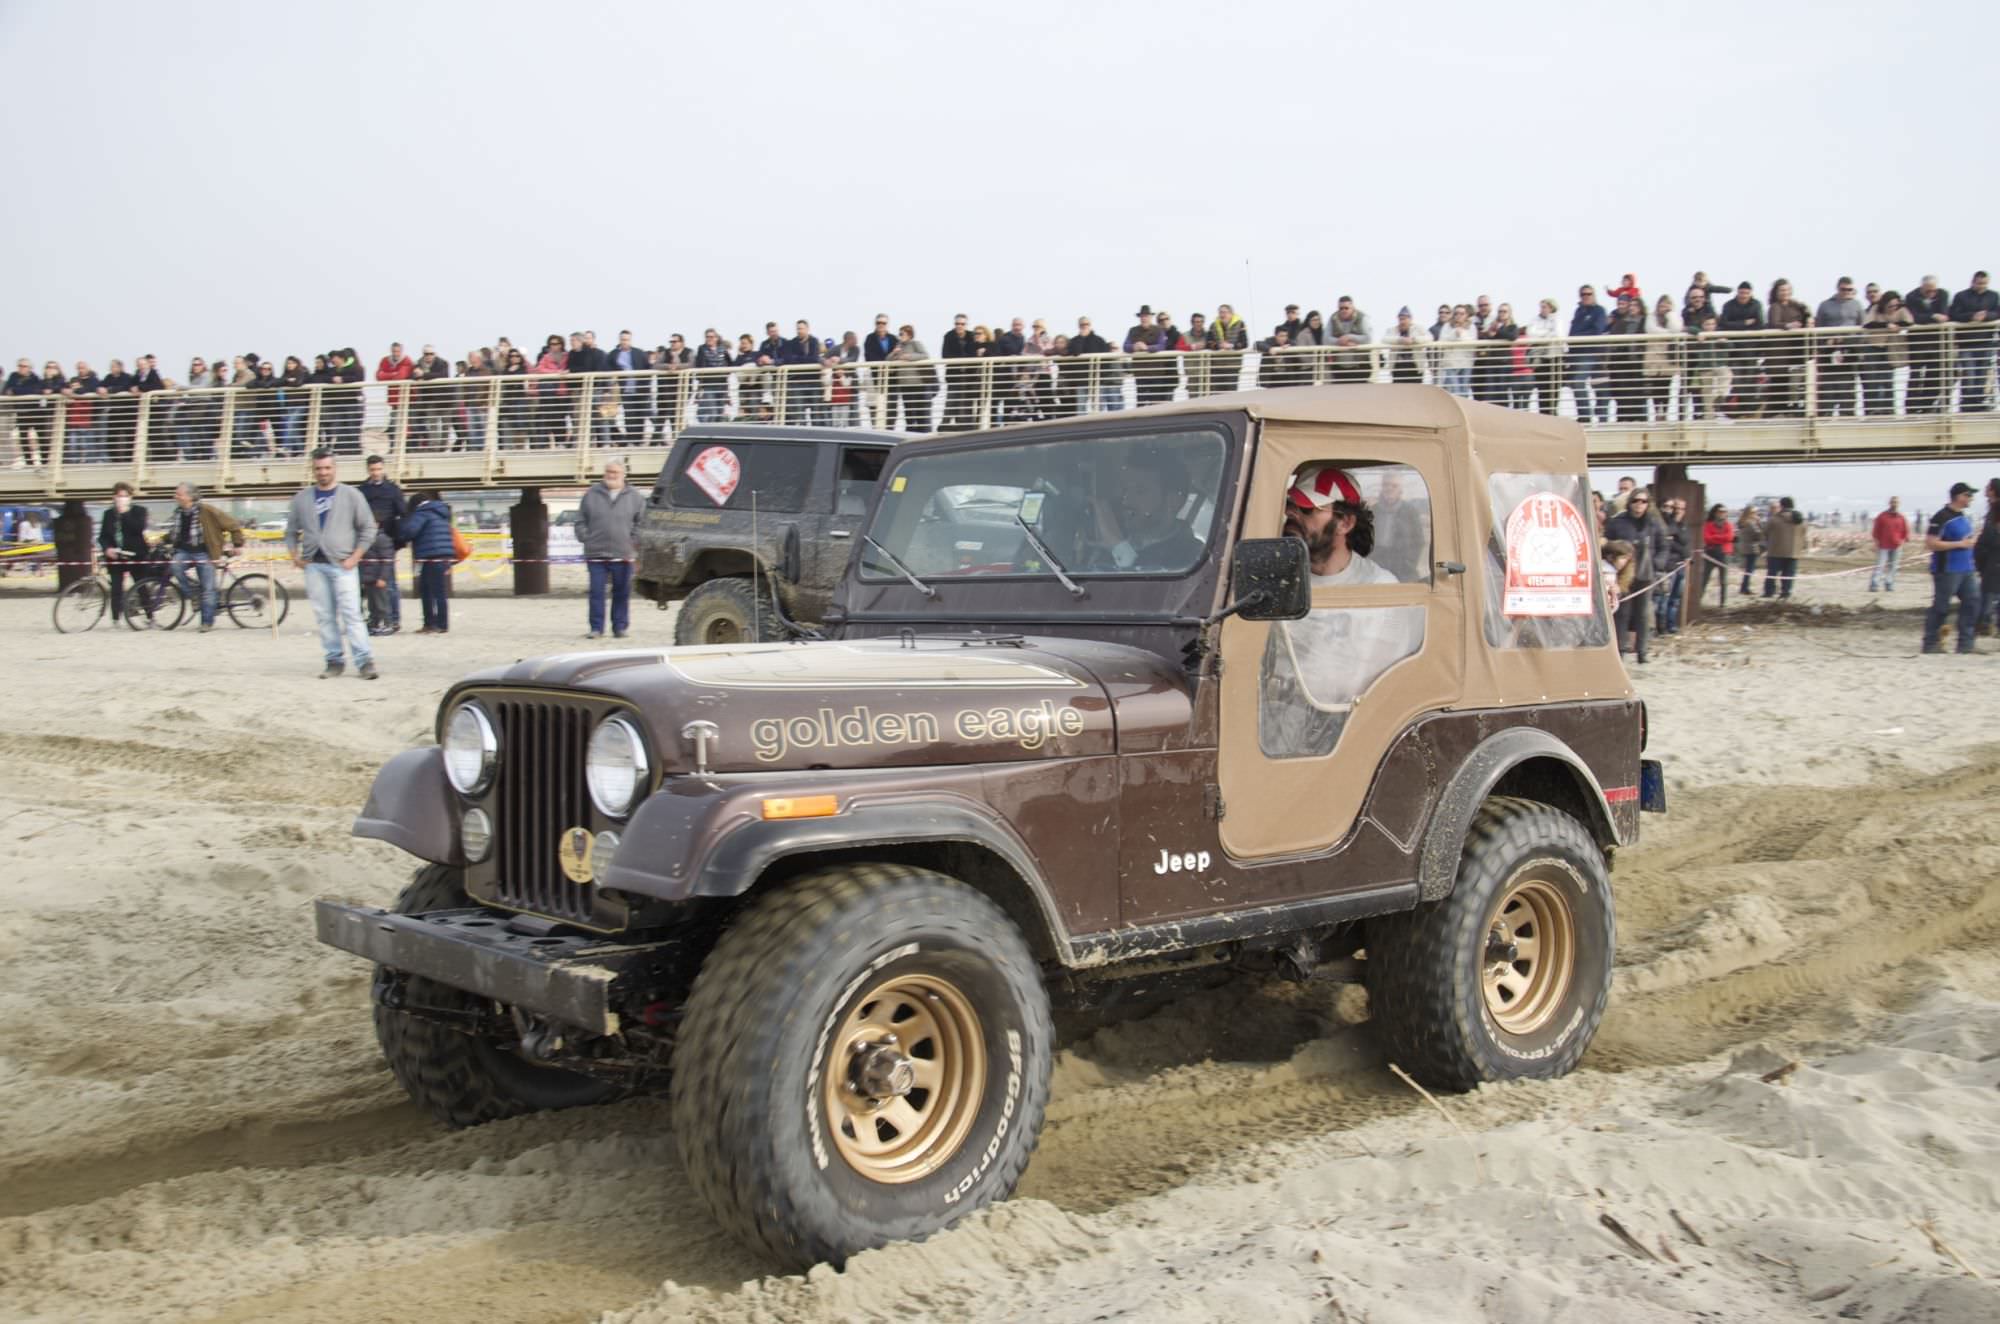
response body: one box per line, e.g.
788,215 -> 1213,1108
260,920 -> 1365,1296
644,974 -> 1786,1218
368,625 -> 392,637
584,631 -> 603,640
1922,643 -> 1944,655
613,631 -> 628,639
198,623 -> 214,633
320,661 -> 345,678
359,661 -> 380,680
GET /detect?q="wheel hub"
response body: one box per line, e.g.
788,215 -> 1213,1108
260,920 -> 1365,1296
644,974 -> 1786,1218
848,1038 -> 917,1103
821,972 -> 986,1184
1480,874 -> 1577,1036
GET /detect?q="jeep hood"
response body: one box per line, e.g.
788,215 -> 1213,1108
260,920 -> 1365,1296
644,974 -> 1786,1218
455,637 -> 1189,773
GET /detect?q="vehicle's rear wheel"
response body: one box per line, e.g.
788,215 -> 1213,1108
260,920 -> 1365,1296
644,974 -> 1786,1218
672,576 -> 781,646
224,572 -> 290,626
670,863 -> 1053,1269
1366,797 -> 1613,1091
53,577 -> 108,632
370,863 -> 620,1127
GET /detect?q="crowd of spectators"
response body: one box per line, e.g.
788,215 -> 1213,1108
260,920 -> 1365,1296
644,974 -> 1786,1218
1590,475 -> 2000,661
4,269 -> 1999,468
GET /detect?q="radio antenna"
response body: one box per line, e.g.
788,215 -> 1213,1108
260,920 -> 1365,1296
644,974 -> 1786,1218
750,488 -> 760,643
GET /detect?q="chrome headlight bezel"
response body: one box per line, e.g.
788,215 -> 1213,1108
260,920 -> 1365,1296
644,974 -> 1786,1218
586,715 -> 650,818
443,702 -> 499,796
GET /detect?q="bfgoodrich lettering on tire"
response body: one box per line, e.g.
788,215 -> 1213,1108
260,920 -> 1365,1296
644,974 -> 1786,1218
669,863 -> 1053,1269
1366,796 -> 1614,1092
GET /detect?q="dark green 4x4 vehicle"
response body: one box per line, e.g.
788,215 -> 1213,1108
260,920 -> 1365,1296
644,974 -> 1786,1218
318,385 -> 1665,1271
635,424 -> 898,646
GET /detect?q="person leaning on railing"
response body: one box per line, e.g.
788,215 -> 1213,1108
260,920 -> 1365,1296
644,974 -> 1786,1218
1906,276 -> 1952,414
1863,292 -> 1913,416
691,329 -> 732,425
1950,271 -> 1999,412
1641,297 -> 1683,422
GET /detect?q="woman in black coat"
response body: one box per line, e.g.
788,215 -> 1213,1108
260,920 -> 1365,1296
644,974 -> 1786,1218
98,480 -> 150,621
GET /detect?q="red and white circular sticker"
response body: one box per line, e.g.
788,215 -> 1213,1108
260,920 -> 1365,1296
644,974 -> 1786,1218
685,445 -> 742,507
1503,492 -> 1594,616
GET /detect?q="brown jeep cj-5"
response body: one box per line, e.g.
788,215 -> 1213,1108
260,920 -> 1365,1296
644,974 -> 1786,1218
318,384 -> 1666,1268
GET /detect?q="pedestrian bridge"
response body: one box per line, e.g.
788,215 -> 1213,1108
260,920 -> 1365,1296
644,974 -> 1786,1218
4,323 -> 1995,504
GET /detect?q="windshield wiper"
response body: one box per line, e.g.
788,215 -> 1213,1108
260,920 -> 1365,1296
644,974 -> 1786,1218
862,535 -> 937,599
1015,516 -> 1085,598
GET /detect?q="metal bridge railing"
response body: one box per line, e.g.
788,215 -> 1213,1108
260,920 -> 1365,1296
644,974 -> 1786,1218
2,322 -> 1996,490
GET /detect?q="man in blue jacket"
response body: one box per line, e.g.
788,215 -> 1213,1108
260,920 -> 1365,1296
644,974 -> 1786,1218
1923,482 -> 1980,653
1566,286 -> 1609,422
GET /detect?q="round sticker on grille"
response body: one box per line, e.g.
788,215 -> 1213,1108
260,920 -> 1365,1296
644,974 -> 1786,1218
558,825 -> 595,883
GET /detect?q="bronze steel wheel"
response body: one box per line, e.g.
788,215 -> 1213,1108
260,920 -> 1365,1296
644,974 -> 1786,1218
1481,873 -> 1577,1036
823,971 -> 986,1183
672,577 -> 779,647
1367,797 -> 1614,1091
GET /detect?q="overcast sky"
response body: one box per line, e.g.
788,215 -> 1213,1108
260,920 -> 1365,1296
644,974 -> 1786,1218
4,0 -> 1995,506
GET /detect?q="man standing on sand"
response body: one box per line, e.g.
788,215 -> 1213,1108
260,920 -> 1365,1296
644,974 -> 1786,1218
288,447 -> 379,679
575,459 -> 645,640
1922,482 -> 1980,655
1869,496 -> 1909,592
1763,496 -> 1806,599
360,454 -> 407,636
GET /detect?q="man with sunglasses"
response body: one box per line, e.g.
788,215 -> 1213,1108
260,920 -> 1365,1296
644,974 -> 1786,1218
1603,489 -> 1668,663
1,357 -> 37,467
1567,286 -> 1609,423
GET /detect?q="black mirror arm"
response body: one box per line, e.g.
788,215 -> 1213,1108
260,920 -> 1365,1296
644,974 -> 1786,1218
1203,590 -> 1268,628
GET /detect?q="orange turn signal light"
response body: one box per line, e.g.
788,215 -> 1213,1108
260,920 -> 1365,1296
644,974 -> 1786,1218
761,794 -> 840,821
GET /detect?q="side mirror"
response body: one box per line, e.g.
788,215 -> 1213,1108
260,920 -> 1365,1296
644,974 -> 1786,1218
1230,537 -> 1311,621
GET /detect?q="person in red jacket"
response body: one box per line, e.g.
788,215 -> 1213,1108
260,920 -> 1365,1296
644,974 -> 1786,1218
376,342 -> 415,440
1700,502 -> 1736,606
1869,495 -> 1909,593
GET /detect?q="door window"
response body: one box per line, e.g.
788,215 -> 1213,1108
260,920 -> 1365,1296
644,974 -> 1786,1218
1258,462 -> 1431,760
837,446 -> 889,517
1481,472 -> 1611,648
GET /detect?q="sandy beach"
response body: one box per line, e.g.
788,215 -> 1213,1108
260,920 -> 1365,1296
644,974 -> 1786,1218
2,555 -> 1997,1324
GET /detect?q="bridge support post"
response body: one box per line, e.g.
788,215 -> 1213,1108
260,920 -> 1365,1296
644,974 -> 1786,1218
1651,463 -> 1707,628
54,499 -> 91,591
511,489 -> 549,596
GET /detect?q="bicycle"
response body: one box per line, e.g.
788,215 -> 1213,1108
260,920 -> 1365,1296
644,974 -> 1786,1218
52,548 -> 161,632
124,558 -> 291,631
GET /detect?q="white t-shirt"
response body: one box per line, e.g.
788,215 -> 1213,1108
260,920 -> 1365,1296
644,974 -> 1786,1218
1311,552 -> 1399,589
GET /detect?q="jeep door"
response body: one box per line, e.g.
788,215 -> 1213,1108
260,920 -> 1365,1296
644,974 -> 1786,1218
813,444 -> 890,598
1215,423 -> 1463,864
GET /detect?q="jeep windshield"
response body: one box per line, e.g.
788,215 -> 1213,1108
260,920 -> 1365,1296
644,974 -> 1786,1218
860,429 -> 1227,583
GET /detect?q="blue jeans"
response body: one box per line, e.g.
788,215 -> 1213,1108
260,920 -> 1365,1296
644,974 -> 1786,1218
172,549 -> 217,625
418,560 -> 450,631
305,561 -> 373,665
1440,367 -> 1471,397
68,423 -> 102,465
1653,565 -> 1684,632
1957,348 -> 1993,411
1762,556 -> 1797,598
280,406 -> 307,454
1869,547 -> 1900,591
1925,569 -> 1979,650
588,560 -> 633,636
1569,357 -> 1603,421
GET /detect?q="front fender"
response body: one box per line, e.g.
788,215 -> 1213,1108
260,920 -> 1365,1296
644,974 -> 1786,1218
595,774 -> 1065,943
352,747 -> 459,864
1416,727 -> 1624,901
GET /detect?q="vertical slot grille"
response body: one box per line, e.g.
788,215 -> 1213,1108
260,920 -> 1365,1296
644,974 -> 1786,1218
491,696 -> 596,923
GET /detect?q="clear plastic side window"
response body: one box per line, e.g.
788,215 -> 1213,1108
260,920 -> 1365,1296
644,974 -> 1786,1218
1259,607 -> 1427,759
1483,472 -> 1612,649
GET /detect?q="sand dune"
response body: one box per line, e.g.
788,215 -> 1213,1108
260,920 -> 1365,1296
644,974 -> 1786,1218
2,568 -> 1996,1322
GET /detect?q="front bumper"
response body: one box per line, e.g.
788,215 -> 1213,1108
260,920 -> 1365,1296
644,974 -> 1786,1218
315,900 -> 660,1036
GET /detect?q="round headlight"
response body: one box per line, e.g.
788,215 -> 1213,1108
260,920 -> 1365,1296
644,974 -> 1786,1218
443,703 -> 498,795
461,807 -> 493,863
587,716 -> 649,818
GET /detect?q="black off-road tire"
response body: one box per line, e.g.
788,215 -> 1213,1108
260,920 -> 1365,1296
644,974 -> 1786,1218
370,864 -> 620,1128
1366,797 -> 1614,1092
669,863 -> 1053,1269
672,576 -> 782,647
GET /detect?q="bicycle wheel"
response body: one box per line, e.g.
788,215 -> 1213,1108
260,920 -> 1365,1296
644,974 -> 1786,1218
224,573 -> 290,627
53,577 -> 109,633
124,578 -> 188,631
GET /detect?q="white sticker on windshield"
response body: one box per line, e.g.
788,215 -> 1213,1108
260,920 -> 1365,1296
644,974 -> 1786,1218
1019,492 -> 1045,522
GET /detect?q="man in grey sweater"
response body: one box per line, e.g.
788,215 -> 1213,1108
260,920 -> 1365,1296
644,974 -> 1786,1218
575,459 -> 645,639
1816,276 -> 1867,416
287,447 -> 381,678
